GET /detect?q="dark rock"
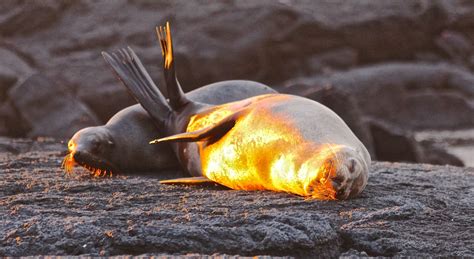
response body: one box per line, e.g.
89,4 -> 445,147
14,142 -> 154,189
368,120 -> 418,163
368,119 -> 464,166
435,30 -> 473,66
80,86 -> 136,124
0,70 -> 17,102
0,47 -> 33,101
0,101 -> 29,137
306,47 -> 359,74
51,26 -> 120,55
7,74 -> 100,139
0,138 -> 472,257
0,0 -> 70,36
282,63 -> 474,131
0,0 -> 459,106
415,141 -> 464,166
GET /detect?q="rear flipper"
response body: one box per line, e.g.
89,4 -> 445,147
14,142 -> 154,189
156,22 -> 189,109
160,176 -> 215,185
102,47 -> 171,127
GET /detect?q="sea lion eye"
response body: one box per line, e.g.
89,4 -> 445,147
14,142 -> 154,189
89,139 -> 101,152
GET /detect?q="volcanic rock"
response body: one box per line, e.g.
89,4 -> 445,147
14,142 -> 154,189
0,101 -> 29,137
0,138 -> 472,257
0,46 -> 34,102
0,0 -> 70,37
1,0 -> 468,129
282,62 -> 474,131
7,74 -> 100,139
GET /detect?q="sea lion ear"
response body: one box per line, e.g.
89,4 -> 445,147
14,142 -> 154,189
150,110 -> 243,144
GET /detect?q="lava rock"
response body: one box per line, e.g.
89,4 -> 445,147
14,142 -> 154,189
282,62 -> 474,131
7,74 -> 100,139
0,101 -> 29,137
0,0 -> 71,36
367,119 -> 464,166
0,46 -> 33,101
0,138 -> 472,257
435,30 -> 473,66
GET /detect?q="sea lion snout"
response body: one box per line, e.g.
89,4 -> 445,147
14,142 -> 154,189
331,148 -> 369,200
71,127 -> 115,155
65,127 -> 118,175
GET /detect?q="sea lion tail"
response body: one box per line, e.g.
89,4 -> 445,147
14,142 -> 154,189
156,22 -> 190,110
102,47 -> 171,127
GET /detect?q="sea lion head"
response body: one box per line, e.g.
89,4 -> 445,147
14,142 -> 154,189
303,145 -> 369,200
62,126 -> 120,176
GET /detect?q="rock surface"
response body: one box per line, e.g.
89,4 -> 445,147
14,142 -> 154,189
0,137 -> 472,257
8,74 -> 100,138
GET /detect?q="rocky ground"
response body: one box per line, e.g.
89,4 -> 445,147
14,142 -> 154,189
0,137 -> 472,257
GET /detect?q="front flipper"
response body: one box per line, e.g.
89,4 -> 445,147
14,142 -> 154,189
160,176 -> 214,185
150,110 -> 244,144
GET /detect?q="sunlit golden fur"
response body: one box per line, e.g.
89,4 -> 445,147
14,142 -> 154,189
159,94 -> 369,200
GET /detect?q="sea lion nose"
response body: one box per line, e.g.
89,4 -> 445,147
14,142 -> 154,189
331,174 -> 345,191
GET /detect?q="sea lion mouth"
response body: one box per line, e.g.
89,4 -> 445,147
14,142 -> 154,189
62,151 -> 120,177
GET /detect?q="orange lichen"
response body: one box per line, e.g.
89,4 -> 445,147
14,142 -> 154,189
186,94 -> 342,200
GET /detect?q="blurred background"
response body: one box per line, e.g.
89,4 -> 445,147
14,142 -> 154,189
0,0 -> 473,166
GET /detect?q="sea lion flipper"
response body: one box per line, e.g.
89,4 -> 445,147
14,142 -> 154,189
156,22 -> 190,110
159,176 -> 215,185
102,47 -> 171,127
150,110 -> 243,144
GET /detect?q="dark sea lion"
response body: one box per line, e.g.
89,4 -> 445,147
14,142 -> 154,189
102,23 -> 371,200
63,80 -> 276,176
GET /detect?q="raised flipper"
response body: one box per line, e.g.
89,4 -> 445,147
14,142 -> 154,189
160,176 -> 214,185
102,47 -> 171,127
156,22 -> 189,110
150,110 -> 244,144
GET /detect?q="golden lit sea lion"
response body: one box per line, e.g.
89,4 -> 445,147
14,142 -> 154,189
102,23 -> 371,200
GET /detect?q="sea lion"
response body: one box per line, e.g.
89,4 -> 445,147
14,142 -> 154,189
102,22 -> 371,200
62,80 -> 277,176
